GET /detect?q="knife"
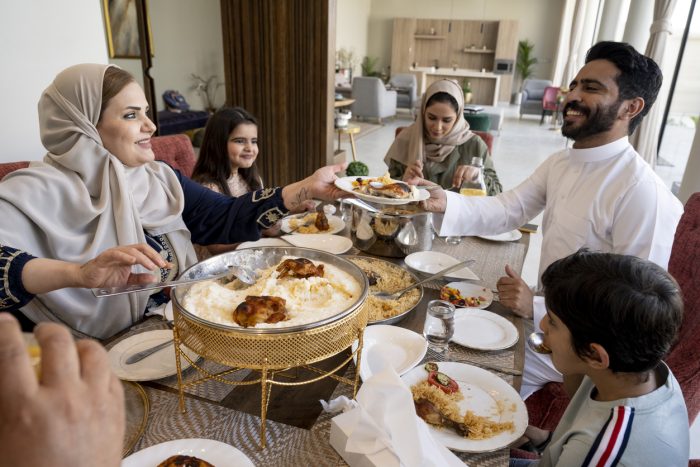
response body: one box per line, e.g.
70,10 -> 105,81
125,337 -> 175,365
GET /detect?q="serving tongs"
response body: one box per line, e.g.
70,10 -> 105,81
91,264 -> 256,298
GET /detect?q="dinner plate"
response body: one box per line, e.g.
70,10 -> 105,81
122,438 -> 254,467
334,176 -> 430,205
236,238 -> 289,249
477,230 -> 523,242
122,381 -> 149,456
404,251 -> 479,281
452,308 -> 519,350
440,281 -> 493,309
108,330 -> 199,381
280,234 -> 352,254
401,362 -> 527,452
280,213 -> 345,234
351,325 -> 427,381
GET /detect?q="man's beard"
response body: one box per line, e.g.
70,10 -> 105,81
561,100 -> 622,141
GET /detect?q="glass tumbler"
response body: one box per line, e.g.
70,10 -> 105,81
423,300 -> 455,353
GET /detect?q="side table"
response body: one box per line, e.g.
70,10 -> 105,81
336,125 -> 361,161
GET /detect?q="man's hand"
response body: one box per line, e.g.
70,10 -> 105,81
0,315 -> 124,467
403,160 -> 424,181
451,164 -> 479,190
496,264 -> 534,318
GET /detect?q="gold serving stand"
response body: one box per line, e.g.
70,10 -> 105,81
172,301 -> 368,448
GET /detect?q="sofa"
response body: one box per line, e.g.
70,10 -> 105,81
519,79 -> 553,119
0,134 -> 196,181
351,76 -> 397,123
388,73 -> 418,114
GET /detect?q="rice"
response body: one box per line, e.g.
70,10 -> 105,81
411,380 -> 515,440
288,213 -> 327,234
346,257 -> 421,322
182,257 -> 362,328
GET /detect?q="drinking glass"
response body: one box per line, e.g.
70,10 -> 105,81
445,235 -> 462,245
423,300 -> 455,353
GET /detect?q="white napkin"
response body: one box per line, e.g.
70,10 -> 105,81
323,357 -> 464,467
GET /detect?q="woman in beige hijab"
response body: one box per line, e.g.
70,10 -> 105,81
0,64 -> 345,339
384,79 -> 501,195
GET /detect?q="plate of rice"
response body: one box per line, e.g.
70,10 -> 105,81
402,361 -> 527,452
344,255 -> 423,324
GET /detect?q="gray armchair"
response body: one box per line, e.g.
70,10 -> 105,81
519,79 -> 553,118
351,77 -> 397,123
389,73 -> 418,113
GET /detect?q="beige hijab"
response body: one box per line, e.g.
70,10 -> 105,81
0,64 -> 197,339
384,79 -> 473,168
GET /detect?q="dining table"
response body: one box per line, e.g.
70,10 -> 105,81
109,225 -> 531,466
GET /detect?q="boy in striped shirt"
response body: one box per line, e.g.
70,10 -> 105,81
512,250 -> 689,466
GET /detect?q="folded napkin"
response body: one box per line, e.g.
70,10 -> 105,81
322,357 -> 464,467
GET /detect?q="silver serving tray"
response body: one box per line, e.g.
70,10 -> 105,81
171,247 -> 368,334
342,254 -> 423,325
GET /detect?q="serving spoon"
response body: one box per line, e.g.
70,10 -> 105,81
373,259 -> 475,301
527,332 -> 552,354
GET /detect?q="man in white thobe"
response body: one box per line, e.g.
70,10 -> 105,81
412,41 -> 684,399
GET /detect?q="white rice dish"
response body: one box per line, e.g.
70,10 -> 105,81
182,257 -> 362,328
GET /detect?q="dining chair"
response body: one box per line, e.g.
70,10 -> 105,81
524,191 -> 700,431
540,86 -> 560,125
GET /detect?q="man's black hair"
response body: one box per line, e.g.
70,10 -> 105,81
542,249 -> 682,373
585,41 -> 662,134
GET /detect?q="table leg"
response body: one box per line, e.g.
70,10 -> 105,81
337,132 -> 342,152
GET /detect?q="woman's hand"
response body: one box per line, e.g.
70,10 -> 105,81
281,163 -> 348,210
403,160 -> 424,181
21,244 -> 170,295
451,164 -> 479,190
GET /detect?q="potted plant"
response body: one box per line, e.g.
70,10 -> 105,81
361,56 -> 381,77
336,48 -> 360,83
513,40 -> 537,105
191,74 -> 223,114
462,80 -> 472,104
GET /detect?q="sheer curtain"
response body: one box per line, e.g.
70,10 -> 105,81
629,0 -> 678,167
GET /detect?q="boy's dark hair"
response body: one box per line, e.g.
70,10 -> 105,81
542,249 -> 682,373
192,106 -> 262,195
585,41 -> 662,134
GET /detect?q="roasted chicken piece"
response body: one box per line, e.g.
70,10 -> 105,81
314,211 -> 330,231
414,398 -> 469,437
276,258 -> 325,279
368,181 -> 412,199
233,295 -> 288,328
157,455 -> 215,467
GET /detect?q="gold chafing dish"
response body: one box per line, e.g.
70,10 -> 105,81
170,247 -> 369,447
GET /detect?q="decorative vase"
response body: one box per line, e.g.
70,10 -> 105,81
464,92 -> 473,104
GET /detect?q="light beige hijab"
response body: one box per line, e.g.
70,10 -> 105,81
0,64 -> 197,339
384,79 -> 473,168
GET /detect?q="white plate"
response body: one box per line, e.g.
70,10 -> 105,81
401,362 -> 527,452
236,238 -> 289,249
351,325 -> 427,381
439,281 -> 493,309
280,234 -> 353,254
109,330 -> 199,381
404,251 -> 479,281
122,438 -> 254,467
452,308 -> 519,350
280,213 -> 345,234
334,176 -> 430,205
477,230 -> 522,242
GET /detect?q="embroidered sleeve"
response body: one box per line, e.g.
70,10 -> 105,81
0,245 -> 37,310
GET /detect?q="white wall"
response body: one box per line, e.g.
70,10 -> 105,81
337,0 -> 372,77
0,0 -> 108,162
365,0 -> 565,80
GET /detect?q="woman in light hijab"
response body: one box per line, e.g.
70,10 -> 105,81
0,64 -> 345,339
384,79 -> 501,195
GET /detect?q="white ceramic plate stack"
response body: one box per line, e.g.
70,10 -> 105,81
351,325 -> 427,381
280,234 -> 352,254
401,362 -> 527,452
404,251 -> 479,281
122,438 -> 254,467
452,308 -> 519,350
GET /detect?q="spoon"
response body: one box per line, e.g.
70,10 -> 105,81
373,259 -> 475,301
527,332 -> 552,354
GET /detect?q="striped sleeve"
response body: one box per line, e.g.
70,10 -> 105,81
582,406 -> 635,467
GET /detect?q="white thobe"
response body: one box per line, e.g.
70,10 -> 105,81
434,136 -> 684,398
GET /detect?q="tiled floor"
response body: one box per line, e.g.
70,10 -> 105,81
343,106 -> 699,458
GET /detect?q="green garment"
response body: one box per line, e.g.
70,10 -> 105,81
387,136 -> 502,195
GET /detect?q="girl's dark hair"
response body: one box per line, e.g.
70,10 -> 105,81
192,107 -> 262,195
100,66 -> 135,119
542,249 -> 683,373
585,41 -> 662,134
425,91 -> 459,115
